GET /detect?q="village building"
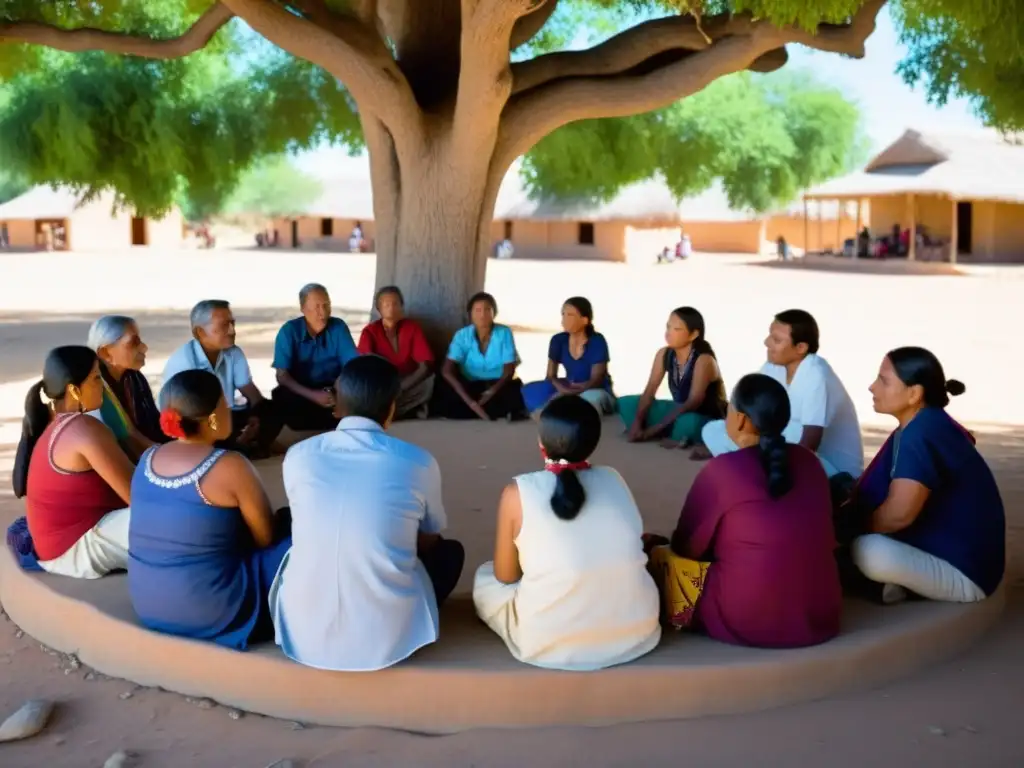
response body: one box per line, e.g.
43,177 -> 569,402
804,128 -> 1024,263
270,169 -> 854,261
0,185 -> 184,251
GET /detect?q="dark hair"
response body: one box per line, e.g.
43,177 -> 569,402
13,346 -> 98,498
774,309 -> 820,355
159,370 -> 224,437
671,306 -> 717,359
336,355 -> 401,425
466,291 -> 498,318
538,395 -> 602,521
374,285 -> 404,310
564,296 -> 595,337
730,373 -> 792,499
887,346 -> 965,409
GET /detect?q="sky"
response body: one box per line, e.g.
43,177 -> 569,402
295,7 -> 986,178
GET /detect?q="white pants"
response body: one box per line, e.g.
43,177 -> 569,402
579,388 -> 617,415
852,534 -> 986,603
38,507 -> 131,579
700,419 -> 840,477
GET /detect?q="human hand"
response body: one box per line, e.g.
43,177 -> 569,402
471,401 -> 492,421
626,421 -> 644,442
238,417 -> 260,444
312,389 -> 335,409
477,388 -> 496,407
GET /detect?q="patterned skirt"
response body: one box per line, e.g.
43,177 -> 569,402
647,545 -> 711,630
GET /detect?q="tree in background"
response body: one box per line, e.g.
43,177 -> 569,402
522,69 -> 869,212
0,0 -> 1016,334
178,154 -> 324,220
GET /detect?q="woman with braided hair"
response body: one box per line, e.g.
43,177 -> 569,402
127,369 -> 290,650
647,373 -> 841,648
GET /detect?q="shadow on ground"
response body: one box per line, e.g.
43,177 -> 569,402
744,256 -> 967,277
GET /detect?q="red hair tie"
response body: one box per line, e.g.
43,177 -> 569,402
159,408 -> 186,439
544,458 -> 591,475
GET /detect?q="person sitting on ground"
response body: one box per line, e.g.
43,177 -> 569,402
162,300 -> 282,457
619,307 -> 727,450
13,346 -> 134,578
128,370 -> 291,650
86,315 -> 166,461
698,309 -> 863,478
646,374 -> 841,648
434,291 -> 526,420
840,348 -> 1004,605
271,355 -> 464,671
271,283 -> 359,433
521,297 -> 616,416
356,285 -> 435,419
474,394 -> 661,670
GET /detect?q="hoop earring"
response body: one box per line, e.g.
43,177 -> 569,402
208,413 -> 219,432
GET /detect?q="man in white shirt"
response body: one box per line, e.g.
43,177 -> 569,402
162,299 -> 280,456
271,355 -> 465,671
701,309 -> 864,478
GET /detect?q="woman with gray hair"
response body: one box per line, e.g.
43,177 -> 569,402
86,314 -> 165,460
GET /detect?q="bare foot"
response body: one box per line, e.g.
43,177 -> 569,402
659,439 -> 682,450
689,445 -> 712,461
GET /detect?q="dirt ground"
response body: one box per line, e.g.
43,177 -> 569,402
0,249 -> 1021,767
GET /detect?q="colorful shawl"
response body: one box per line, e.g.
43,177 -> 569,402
99,366 -> 165,444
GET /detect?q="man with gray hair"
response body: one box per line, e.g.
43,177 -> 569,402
271,283 -> 359,432
162,300 -> 281,456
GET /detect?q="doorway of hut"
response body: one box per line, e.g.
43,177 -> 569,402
131,216 -> 148,246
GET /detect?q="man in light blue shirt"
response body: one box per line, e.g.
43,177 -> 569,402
271,355 -> 465,671
162,299 -> 281,455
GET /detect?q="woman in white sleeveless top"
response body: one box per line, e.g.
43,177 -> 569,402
473,394 -> 661,670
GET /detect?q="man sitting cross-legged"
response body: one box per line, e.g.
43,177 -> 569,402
162,300 -> 282,457
270,355 -> 465,671
699,309 -> 864,480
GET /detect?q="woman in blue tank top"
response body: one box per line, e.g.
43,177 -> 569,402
128,370 -> 291,650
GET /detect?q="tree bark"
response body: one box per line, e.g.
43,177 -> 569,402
368,119 -> 504,348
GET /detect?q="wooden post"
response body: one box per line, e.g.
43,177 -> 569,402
854,199 -> 863,259
817,202 -> 824,253
906,193 -> 917,261
949,197 -> 958,265
803,198 -> 809,255
836,201 -> 843,257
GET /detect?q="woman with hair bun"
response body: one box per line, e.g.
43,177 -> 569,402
12,346 -> 134,578
473,394 -> 660,670
648,373 -> 841,648
844,347 -> 1004,604
128,369 -> 291,650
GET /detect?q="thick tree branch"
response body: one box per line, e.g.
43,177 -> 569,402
452,0 -> 537,164
221,0 -> 422,147
0,2 -> 233,59
498,1 -> 885,168
510,0 -> 559,50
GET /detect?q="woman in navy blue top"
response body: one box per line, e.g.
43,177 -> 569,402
847,347 -> 1004,604
522,297 -> 616,415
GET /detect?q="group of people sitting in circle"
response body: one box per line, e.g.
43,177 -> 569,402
6,280 -> 1005,672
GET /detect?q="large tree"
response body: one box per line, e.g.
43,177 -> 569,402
0,0 -> 1013,334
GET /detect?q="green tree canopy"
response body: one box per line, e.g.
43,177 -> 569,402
521,69 -> 868,211
0,0 -> 1016,332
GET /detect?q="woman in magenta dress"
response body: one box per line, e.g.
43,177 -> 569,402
648,373 -> 841,648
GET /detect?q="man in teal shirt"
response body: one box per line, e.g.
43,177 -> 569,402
271,283 -> 359,432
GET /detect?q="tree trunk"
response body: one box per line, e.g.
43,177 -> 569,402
369,121 -> 502,350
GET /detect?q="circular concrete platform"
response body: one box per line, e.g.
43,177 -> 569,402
0,544 -> 1005,733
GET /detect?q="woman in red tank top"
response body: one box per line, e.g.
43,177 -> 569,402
13,346 -> 135,578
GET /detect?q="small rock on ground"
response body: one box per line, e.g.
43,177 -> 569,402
287,721 -> 305,731
103,750 -> 136,768
0,700 -> 55,743
265,761 -> 297,768
227,709 -> 243,720
14,629 -> 23,639
928,726 -> 947,737
196,698 -> 215,710
118,691 -> 134,701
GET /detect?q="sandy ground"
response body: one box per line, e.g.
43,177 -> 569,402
0,249 -> 1022,766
